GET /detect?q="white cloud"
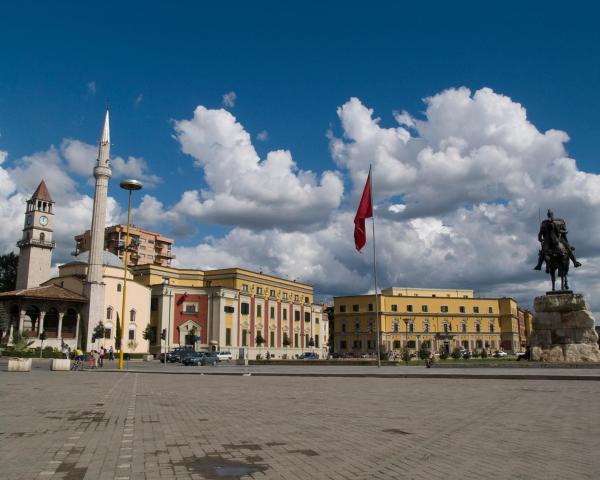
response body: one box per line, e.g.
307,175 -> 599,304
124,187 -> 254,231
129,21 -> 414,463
222,91 -> 237,108
172,105 -> 343,230
87,81 -> 96,95
110,156 -> 162,187
257,130 -> 268,141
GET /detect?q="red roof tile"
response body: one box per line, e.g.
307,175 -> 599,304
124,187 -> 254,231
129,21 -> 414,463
0,284 -> 86,302
31,180 -> 53,203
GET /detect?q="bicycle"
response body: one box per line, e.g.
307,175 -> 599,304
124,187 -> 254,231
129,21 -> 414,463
70,358 -> 84,371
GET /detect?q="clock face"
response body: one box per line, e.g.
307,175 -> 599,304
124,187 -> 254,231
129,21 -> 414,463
25,215 -> 32,226
39,216 -> 48,226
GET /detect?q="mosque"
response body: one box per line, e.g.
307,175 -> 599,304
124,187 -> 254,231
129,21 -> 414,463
0,112 -> 328,359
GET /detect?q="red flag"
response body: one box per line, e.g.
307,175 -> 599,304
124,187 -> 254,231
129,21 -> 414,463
354,171 -> 373,252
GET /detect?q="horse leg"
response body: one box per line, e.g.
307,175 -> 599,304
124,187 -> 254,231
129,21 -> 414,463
550,269 -> 556,291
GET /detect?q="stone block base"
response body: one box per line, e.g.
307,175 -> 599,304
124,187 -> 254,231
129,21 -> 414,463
530,292 -> 600,363
51,359 -> 71,371
142,355 -> 154,361
8,358 -> 32,372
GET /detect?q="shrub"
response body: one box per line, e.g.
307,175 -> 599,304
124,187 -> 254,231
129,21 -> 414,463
399,347 -> 411,363
418,349 -> 431,360
480,349 -> 488,359
256,353 -> 262,360
471,350 -> 480,358
379,345 -> 390,361
451,347 -> 462,360
463,351 -> 472,360
439,350 -> 449,360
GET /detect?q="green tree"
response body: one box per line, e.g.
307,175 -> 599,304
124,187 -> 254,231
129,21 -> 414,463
0,252 -> 18,292
115,313 -> 122,352
143,325 -> 156,345
92,321 -> 106,345
11,330 -> 34,351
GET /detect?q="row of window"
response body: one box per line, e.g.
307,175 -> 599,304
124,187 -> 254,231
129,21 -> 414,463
101,323 -> 137,341
239,303 -> 318,322
340,319 -> 496,333
237,329 -> 320,348
339,339 -> 496,350
106,306 -> 136,322
339,304 -> 494,314
240,284 -> 310,303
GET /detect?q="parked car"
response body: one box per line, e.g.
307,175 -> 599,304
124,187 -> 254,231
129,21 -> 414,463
493,351 -> 508,358
300,352 -> 319,360
181,352 -> 206,366
201,352 -> 219,366
171,348 -> 195,363
216,351 -> 233,361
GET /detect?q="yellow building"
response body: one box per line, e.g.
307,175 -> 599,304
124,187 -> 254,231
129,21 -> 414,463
131,264 -> 327,359
333,287 -> 524,355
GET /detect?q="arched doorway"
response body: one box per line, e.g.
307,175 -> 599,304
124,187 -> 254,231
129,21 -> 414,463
23,305 -> 40,337
44,308 -> 59,338
62,309 -> 77,339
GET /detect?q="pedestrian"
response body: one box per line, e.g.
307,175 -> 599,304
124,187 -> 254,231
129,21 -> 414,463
99,347 -> 104,368
89,350 -> 96,368
108,346 -> 114,361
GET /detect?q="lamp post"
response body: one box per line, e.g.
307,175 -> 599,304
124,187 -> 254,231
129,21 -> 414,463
162,278 -> 172,366
118,179 -> 142,370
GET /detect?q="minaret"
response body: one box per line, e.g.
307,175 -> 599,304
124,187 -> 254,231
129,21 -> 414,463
15,180 -> 55,289
83,111 -> 112,348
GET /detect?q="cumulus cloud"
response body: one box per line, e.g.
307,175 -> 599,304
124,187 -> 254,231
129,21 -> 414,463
172,106 -> 344,230
257,130 -> 268,141
222,91 -> 237,108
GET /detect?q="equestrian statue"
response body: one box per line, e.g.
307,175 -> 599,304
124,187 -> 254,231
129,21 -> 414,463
534,209 -> 581,291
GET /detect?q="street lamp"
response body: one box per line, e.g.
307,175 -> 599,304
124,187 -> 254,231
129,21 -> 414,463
118,179 -> 142,370
162,278 -> 172,368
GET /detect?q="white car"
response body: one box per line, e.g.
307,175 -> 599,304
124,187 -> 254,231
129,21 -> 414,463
216,351 -> 233,361
493,351 -> 508,358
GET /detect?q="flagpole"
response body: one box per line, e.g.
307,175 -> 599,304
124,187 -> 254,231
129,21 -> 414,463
369,164 -> 381,368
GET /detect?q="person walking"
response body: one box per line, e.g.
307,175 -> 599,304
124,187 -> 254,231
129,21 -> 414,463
99,347 -> 104,368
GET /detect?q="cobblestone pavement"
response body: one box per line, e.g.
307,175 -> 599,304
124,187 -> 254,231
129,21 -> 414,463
0,369 -> 598,480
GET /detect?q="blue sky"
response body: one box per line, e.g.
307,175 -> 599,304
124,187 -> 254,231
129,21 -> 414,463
1,1 -> 600,304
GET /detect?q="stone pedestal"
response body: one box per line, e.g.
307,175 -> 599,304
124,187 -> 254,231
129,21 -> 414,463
8,358 -> 32,372
51,359 -> 71,371
529,292 -> 600,362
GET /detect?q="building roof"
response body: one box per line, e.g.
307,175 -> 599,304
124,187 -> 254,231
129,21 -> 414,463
30,180 -> 53,203
0,284 -> 86,302
63,250 -> 124,268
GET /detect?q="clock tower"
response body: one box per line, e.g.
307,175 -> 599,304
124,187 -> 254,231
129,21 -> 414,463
16,180 -> 55,289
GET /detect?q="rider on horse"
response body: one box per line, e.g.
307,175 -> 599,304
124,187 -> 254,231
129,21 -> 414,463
534,209 -> 582,272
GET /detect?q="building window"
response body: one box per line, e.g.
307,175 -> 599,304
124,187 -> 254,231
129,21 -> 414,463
128,326 -> 135,341
294,310 -> 300,321
341,321 -> 346,333
421,305 -> 428,313
305,296 -> 309,303
294,295 -> 299,302
406,340 -> 416,349
461,322 -> 467,333
460,306 -> 466,313
242,284 -> 248,292
352,304 -> 359,312
368,320 -> 373,332
441,306 -> 448,313
473,306 -> 480,313
354,321 -> 360,332
283,292 -> 288,300
294,333 -> 299,347
315,335 -> 319,348
105,328 -> 112,339
270,331 -> 275,346
304,312 -> 310,322
224,306 -> 235,314
476,339 -> 483,349
368,303 -> 373,312
340,340 -> 347,349
242,329 -> 248,346
408,322 -> 414,333
352,340 -> 362,349
117,283 -> 122,292
185,304 -> 197,313
393,320 -> 399,333
130,309 -> 136,322
367,340 -> 375,349
489,322 -> 495,333
241,303 -> 250,315
393,340 -> 401,349
423,321 -> 429,333
476,323 -> 481,333
270,289 -> 276,298
315,316 -> 320,324
256,287 -> 263,294
443,322 -> 449,333
106,307 -> 113,320
488,306 -> 493,314
340,305 -> 347,313
283,309 -> 287,320
391,304 -> 398,312
225,328 -> 231,346
407,305 -> 413,312
270,306 -> 275,319
257,305 -> 262,317
150,298 -> 158,311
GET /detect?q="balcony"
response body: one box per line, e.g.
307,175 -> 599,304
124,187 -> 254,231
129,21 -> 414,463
17,238 -> 55,249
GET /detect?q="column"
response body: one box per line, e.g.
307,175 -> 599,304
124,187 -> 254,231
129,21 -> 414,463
38,310 -> 46,337
57,312 -> 64,338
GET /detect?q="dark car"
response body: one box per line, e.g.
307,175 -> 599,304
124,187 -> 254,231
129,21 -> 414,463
300,352 -> 319,360
181,352 -> 206,366
201,352 -> 219,366
169,347 -> 195,363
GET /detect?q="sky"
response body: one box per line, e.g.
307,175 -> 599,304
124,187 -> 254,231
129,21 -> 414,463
0,1 -> 599,310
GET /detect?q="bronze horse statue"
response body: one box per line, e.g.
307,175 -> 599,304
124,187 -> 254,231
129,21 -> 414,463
546,241 -> 570,291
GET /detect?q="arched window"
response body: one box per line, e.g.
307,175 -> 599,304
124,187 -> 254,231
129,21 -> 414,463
489,321 -> 495,333
392,320 -> 399,333
117,283 -> 122,292
423,320 -> 429,333
39,232 -> 45,242
443,322 -> 449,333
130,309 -> 136,322
475,322 -> 481,333
408,322 -> 414,333
461,322 -> 467,333
106,307 -> 113,320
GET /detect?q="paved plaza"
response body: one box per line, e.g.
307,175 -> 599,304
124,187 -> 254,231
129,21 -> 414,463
0,365 -> 599,480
